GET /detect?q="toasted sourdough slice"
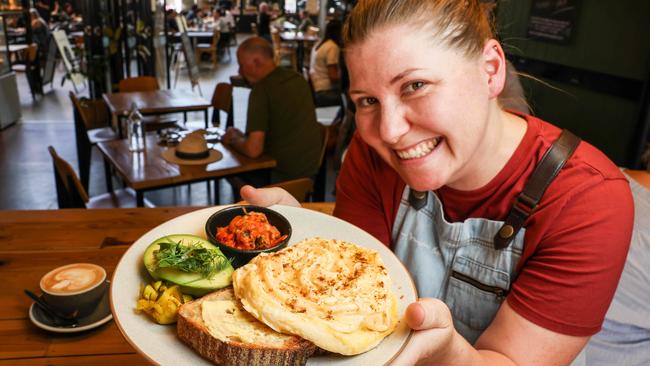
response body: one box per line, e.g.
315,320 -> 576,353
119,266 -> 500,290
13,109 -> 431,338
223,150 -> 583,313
177,287 -> 317,366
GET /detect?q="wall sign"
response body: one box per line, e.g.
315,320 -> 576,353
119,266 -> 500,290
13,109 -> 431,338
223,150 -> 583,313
527,0 -> 579,44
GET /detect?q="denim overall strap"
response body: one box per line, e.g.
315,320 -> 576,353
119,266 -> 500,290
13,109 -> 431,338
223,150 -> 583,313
495,129 -> 581,249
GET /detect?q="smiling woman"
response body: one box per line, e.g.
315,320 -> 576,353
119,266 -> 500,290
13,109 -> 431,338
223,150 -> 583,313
242,1 -> 634,365
332,0 -> 634,365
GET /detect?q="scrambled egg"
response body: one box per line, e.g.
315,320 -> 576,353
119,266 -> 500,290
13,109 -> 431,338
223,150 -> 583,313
232,237 -> 398,355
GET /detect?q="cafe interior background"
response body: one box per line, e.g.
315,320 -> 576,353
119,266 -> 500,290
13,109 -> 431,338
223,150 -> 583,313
0,0 -> 648,210
0,0 -> 648,364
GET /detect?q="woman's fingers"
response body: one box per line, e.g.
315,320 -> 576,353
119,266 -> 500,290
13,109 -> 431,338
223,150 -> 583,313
240,185 -> 301,207
390,299 -> 455,365
406,298 -> 453,330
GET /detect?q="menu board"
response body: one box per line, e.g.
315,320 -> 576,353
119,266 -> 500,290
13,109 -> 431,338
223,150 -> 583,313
179,32 -> 200,90
526,0 -> 579,44
52,30 -> 84,88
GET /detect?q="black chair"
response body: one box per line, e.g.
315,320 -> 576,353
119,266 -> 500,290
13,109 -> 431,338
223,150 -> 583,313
11,43 -> 42,100
211,82 -> 234,128
69,92 -> 118,193
48,146 -> 153,208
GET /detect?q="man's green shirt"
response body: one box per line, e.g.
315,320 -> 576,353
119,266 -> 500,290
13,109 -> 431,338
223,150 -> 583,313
246,67 -> 322,182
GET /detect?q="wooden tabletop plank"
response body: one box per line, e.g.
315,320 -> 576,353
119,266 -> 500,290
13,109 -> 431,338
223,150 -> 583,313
97,135 -> 276,190
0,319 -> 135,359
0,354 -> 148,366
0,207 -> 199,252
102,90 -> 211,116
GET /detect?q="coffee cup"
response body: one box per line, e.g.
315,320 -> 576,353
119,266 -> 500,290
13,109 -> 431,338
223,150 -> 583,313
39,263 -> 107,318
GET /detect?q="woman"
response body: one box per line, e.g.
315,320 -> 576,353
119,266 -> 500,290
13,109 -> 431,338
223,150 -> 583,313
308,19 -> 343,107
242,1 -> 634,364
29,8 -> 50,63
585,145 -> 650,365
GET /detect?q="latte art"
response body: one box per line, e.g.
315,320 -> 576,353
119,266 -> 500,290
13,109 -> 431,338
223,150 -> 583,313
41,263 -> 105,294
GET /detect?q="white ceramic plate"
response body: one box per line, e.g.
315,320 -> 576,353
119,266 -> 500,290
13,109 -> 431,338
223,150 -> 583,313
111,205 -> 417,366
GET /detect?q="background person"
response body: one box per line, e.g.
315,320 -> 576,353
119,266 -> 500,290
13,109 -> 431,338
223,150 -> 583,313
240,1 -> 634,365
222,37 -> 322,188
585,145 -> 650,365
309,19 -> 343,107
257,2 -> 271,42
296,8 -> 313,32
30,8 -> 50,62
35,0 -> 52,23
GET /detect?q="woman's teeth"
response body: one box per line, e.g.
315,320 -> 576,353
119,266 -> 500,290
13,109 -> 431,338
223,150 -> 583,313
396,137 -> 441,160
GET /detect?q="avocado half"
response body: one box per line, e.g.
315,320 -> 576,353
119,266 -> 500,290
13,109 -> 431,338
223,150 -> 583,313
143,234 -> 234,296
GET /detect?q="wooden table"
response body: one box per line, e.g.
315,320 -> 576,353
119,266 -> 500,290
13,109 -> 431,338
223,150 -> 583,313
7,44 -> 28,53
0,203 -> 334,365
280,31 -> 319,72
97,134 -> 277,207
102,90 -> 211,138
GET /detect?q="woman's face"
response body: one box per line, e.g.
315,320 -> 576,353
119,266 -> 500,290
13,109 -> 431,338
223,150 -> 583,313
347,24 -> 497,191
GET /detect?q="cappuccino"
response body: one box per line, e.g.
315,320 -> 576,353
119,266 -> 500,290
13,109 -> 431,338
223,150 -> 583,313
41,263 -> 106,295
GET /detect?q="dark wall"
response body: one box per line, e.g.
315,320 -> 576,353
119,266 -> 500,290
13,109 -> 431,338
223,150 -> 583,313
496,0 -> 650,167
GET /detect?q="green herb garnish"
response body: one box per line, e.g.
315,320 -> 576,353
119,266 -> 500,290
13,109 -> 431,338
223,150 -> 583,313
154,239 -> 230,277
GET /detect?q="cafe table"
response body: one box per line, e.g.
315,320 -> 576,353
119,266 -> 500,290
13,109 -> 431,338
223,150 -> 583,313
280,31 -> 319,72
102,90 -> 211,138
97,134 -> 277,207
0,203 -> 334,365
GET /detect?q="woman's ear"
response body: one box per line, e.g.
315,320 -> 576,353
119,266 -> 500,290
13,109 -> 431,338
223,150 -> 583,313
482,39 -> 506,99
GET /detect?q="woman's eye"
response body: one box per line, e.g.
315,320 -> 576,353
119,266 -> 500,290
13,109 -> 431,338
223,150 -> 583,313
405,81 -> 425,93
358,97 -> 378,107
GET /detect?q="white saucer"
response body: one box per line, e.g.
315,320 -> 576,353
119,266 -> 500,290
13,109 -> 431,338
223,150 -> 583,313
29,282 -> 113,333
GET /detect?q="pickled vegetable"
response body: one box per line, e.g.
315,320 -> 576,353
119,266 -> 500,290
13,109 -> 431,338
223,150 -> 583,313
135,280 -> 193,324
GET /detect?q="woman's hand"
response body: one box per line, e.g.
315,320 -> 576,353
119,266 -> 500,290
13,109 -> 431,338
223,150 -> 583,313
390,298 -> 458,365
240,185 -> 301,208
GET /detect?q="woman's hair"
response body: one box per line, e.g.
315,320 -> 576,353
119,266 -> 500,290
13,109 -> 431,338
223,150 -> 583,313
317,19 -> 343,50
343,0 -> 494,57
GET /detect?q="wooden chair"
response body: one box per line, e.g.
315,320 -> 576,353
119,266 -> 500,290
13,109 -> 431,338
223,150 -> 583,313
264,178 -> 314,202
48,146 -> 153,208
69,91 -> 118,193
117,76 -> 179,131
271,29 -> 296,68
11,43 -> 42,100
117,76 -> 160,92
211,82 -> 234,128
195,30 -> 220,67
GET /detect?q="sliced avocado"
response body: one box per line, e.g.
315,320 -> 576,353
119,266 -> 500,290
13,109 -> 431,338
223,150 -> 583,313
143,234 -> 234,296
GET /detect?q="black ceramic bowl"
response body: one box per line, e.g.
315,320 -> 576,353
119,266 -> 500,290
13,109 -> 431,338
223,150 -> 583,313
205,205 -> 292,268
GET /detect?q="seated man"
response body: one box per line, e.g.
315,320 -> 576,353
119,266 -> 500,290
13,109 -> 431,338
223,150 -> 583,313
222,37 -> 322,189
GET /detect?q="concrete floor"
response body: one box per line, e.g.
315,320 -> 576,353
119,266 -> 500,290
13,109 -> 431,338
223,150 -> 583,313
0,37 -> 338,210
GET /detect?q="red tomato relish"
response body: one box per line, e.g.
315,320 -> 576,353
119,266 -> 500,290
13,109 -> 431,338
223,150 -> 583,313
215,211 -> 287,250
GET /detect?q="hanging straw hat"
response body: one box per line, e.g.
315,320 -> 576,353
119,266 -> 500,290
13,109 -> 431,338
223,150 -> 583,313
162,131 -> 222,165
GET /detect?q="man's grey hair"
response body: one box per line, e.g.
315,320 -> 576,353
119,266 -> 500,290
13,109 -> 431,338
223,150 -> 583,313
238,37 -> 274,60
